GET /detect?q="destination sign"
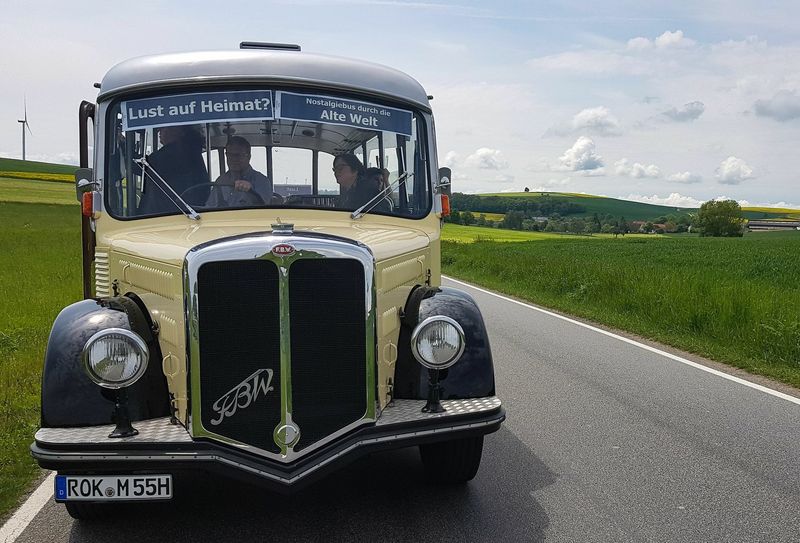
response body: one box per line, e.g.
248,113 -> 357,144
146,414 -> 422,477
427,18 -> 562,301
276,92 -> 413,136
121,91 -> 274,130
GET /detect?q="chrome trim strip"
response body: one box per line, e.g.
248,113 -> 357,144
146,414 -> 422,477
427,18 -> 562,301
183,232 -> 376,463
277,262 -> 291,456
35,398 -> 501,446
34,418 -> 501,485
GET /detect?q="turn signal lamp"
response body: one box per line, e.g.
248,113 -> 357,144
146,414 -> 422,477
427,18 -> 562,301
440,194 -> 451,217
81,191 -> 93,217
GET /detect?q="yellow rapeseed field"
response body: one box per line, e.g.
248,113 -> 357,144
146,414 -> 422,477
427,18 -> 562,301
0,171 -> 73,183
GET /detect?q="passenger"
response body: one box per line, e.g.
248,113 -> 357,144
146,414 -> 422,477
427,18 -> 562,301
333,153 -> 367,209
333,154 -> 390,213
380,168 -> 391,191
364,167 -> 392,213
138,125 -> 209,214
206,136 -> 273,207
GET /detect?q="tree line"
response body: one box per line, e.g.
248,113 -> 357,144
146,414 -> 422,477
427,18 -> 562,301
450,193 -> 586,216
445,194 -> 746,237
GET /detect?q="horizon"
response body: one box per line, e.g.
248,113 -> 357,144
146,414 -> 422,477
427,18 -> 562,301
1,1 -> 798,209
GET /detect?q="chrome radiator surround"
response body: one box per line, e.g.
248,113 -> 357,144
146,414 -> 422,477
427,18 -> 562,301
183,232 -> 376,463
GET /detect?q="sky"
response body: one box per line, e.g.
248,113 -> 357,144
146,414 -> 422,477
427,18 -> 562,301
1,0 -> 799,208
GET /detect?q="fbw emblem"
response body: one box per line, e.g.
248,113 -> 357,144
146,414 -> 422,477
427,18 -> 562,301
271,243 -> 296,257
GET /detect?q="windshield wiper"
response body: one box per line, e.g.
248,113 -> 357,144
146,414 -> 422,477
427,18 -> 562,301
133,131 -> 200,220
351,172 -> 413,220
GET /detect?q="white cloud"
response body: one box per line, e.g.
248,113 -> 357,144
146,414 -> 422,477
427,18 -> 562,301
614,158 -> 660,178
716,156 -> 754,185
627,30 -> 695,51
627,37 -> 652,50
494,173 -> 515,183
624,192 -> 703,208
667,171 -> 703,184
26,152 -> 79,165
662,101 -> 705,122
736,199 -> 800,209
558,136 -> 604,171
526,50 -> 651,76
546,106 -> 622,137
753,90 -> 800,121
442,150 -> 460,167
654,30 -> 695,49
465,147 -> 509,170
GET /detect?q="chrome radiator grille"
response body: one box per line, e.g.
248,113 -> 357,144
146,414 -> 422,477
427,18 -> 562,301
187,234 -> 375,461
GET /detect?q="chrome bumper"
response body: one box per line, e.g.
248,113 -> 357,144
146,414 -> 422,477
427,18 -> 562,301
32,397 -> 504,492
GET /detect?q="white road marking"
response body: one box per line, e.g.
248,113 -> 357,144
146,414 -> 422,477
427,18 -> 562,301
444,275 -> 800,407
0,472 -> 54,543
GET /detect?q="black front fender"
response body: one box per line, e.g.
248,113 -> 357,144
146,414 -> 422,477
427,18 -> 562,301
394,286 -> 495,400
41,296 -> 170,427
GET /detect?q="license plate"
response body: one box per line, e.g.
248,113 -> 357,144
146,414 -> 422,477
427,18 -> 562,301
55,475 -> 172,501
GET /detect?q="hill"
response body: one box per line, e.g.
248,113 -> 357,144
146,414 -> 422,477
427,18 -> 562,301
472,192 -> 797,222
0,157 -> 77,183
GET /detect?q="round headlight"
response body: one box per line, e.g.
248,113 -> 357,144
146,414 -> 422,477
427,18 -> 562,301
410,316 -> 466,370
82,328 -> 149,389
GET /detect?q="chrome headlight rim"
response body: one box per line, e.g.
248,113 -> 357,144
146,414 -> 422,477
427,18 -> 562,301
82,327 -> 149,389
410,315 -> 466,370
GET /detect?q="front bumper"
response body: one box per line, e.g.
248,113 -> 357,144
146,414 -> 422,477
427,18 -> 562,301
32,397 -> 504,493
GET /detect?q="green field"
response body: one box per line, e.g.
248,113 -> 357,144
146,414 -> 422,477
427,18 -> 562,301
472,191 -> 797,222
0,201 -> 82,520
0,176 -> 77,205
443,225 -> 800,388
0,157 -> 77,176
442,223 -> 655,242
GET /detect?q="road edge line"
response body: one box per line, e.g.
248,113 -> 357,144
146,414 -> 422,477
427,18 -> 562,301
443,275 -> 800,407
0,472 -> 54,543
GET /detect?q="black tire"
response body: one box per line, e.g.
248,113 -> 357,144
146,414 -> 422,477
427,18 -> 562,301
419,435 -> 484,484
65,501 -> 116,521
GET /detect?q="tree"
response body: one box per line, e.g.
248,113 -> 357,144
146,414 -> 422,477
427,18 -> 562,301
695,199 -> 745,237
502,210 -> 525,230
461,211 -> 475,226
590,213 -> 602,233
524,187 -> 530,192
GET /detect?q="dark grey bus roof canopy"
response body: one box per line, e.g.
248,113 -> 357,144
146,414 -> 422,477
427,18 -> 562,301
98,49 -> 431,111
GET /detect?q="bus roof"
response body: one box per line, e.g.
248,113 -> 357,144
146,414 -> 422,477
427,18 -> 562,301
98,50 -> 431,111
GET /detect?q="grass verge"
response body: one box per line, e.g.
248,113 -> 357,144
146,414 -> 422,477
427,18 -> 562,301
0,202 -> 82,519
442,230 -> 800,389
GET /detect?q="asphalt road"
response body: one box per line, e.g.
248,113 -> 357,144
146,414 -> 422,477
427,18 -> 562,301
12,277 -> 800,542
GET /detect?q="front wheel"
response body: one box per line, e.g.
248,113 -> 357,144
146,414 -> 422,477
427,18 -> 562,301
419,435 -> 484,484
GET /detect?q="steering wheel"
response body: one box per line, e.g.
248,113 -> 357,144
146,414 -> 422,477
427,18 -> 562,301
180,183 -> 266,207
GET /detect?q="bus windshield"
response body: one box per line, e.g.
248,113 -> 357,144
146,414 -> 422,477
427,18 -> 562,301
105,89 -> 430,219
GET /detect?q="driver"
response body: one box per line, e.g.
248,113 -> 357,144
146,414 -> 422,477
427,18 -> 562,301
206,136 -> 272,207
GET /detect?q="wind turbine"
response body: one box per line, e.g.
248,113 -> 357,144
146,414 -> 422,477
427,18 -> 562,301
17,99 -> 32,161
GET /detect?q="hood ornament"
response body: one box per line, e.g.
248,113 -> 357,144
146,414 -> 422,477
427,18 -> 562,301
271,219 -> 294,235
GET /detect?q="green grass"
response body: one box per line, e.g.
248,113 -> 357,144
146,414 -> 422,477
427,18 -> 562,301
443,224 -> 656,243
443,230 -> 800,388
0,157 -> 77,175
0,177 -> 77,206
469,191 -> 798,222
0,202 -> 82,519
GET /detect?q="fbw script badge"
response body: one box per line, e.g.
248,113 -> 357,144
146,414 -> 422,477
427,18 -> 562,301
272,243 -> 296,257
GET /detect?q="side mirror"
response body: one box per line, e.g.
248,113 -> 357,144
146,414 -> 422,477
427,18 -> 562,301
437,167 -> 452,197
75,168 -> 95,202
